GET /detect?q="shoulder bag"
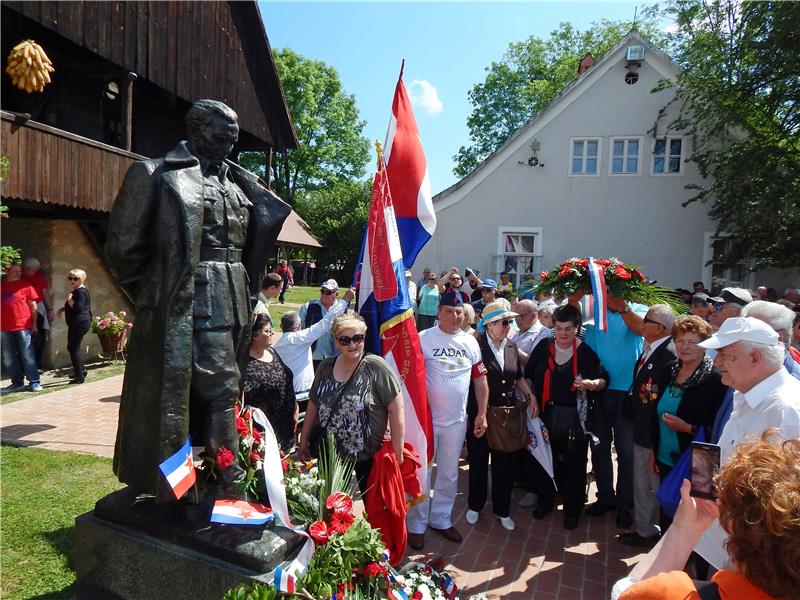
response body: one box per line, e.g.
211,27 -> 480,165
486,403 -> 529,452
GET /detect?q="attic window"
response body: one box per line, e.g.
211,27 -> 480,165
625,71 -> 639,85
626,45 -> 645,62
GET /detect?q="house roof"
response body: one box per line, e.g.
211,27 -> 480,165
434,30 -> 679,210
277,210 -> 323,249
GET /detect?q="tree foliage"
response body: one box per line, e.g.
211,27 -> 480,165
239,49 -> 370,206
453,19 -> 667,177
649,0 -> 800,271
294,178 -> 372,281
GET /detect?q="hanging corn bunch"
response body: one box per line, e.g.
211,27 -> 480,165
5,39 -> 54,93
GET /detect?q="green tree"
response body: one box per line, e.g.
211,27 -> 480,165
453,19 -> 667,177
649,0 -> 800,270
240,49 -> 370,206
294,178 -> 372,281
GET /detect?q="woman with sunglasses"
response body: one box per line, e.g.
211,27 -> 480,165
524,304 -> 607,529
243,314 -> 297,452
465,301 -> 535,531
417,273 -> 440,331
56,269 -> 92,384
299,314 -> 405,496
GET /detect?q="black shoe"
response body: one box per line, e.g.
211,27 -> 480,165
618,532 -> 660,547
532,505 -> 553,520
584,501 -> 615,517
616,508 -> 634,529
564,515 -> 579,530
68,378 -> 85,385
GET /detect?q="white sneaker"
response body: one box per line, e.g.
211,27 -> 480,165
519,492 -> 538,507
465,510 -> 480,525
499,516 -> 516,531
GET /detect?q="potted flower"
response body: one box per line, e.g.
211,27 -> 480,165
91,310 -> 133,355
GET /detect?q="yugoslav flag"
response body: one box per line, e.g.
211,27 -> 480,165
383,62 -> 435,268
274,566 -> 295,593
158,437 -> 196,500
358,150 -> 433,502
210,499 -> 274,525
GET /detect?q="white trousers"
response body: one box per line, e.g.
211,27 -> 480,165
406,419 -> 467,534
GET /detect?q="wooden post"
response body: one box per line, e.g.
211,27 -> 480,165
265,147 -> 273,189
121,72 -> 137,151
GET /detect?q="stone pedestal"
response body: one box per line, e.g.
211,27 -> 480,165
75,488 -> 304,599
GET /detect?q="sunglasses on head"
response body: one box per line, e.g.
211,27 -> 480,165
68,276 -> 79,281
321,289 -> 337,296
338,334 -> 365,346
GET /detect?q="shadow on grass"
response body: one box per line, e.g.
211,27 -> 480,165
26,526 -> 78,600
27,586 -> 74,600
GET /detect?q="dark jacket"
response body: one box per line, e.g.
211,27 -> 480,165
626,338 -> 677,448
467,333 -> 521,419
106,141 -> 290,493
651,363 -> 727,463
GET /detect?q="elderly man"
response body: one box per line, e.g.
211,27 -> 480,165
406,290 -> 489,550
694,317 -> 800,569
784,287 -> 800,304
618,305 -> 677,547
708,287 -> 752,331
511,299 -> 551,365
106,99 -> 290,497
689,293 -> 711,321
253,272 -> 283,323
742,300 -> 800,377
299,279 -> 344,371
1,264 -> 41,393
273,289 -> 353,400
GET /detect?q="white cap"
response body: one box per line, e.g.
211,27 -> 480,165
698,317 -> 779,349
320,279 -> 339,291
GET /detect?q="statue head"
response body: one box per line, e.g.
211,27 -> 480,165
186,100 -> 239,161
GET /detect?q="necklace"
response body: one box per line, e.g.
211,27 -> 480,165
555,343 -> 573,355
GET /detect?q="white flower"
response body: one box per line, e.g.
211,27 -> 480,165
241,436 -> 253,449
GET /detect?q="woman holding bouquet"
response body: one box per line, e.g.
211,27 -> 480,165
299,314 -> 405,496
56,268 -> 92,384
524,304 -> 607,529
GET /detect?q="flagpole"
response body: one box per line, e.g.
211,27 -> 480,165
398,59 -> 404,81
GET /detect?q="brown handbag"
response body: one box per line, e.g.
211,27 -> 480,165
486,403 -> 529,452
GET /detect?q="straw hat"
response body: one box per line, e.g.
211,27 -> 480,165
480,300 -> 519,326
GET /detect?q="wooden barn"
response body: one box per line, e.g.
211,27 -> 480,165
1,0 -> 298,369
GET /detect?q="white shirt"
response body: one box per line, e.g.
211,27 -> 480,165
487,336 -> 508,370
512,322 -> 542,355
272,300 -> 346,394
419,327 -> 484,428
637,335 -> 671,372
695,367 -> 800,568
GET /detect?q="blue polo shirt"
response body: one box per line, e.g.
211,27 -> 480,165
582,303 -> 647,392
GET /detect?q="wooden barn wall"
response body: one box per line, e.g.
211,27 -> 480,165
1,112 -> 141,211
2,1 -> 275,146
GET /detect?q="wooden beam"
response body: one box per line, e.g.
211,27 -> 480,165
265,147 -> 273,189
120,72 -> 137,151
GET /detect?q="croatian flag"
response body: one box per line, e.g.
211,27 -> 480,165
210,499 -> 274,525
358,149 -> 433,502
383,61 -> 435,268
158,437 -> 196,500
587,257 -> 609,332
443,573 -> 458,599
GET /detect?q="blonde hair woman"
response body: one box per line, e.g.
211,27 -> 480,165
299,314 -> 405,497
56,269 -> 91,384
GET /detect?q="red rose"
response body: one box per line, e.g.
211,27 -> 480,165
595,259 -> 611,266
329,509 -> 354,534
281,459 -> 289,473
325,491 -> 353,514
252,429 -> 262,442
559,266 -> 574,278
539,271 -> 549,281
615,266 -> 632,280
250,451 -> 261,465
412,592 -> 423,600
363,562 -> 382,578
235,417 -> 248,436
215,447 -> 235,469
308,520 -> 329,545
575,258 -> 588,268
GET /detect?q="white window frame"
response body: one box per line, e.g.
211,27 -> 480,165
496,227 -> 543,289
608,136 -> 642,176
651,136 -> 684,175
701,232 -> 754,290
568,137 -> 602,177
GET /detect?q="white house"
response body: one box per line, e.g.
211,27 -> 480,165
417,31 -> 794,293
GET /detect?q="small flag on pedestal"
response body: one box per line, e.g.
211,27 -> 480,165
158,437 -> 196,500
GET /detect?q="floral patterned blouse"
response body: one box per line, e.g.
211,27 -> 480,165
243,349 -> 296,452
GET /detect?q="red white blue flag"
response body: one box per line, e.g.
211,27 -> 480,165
383,61 -> 435,268
587,257 -> 609,332
158,437 -> 196,500
210,499 -> 274,525
358,145 -> 433,503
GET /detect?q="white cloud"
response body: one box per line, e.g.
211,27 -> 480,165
408,79 -> 443,116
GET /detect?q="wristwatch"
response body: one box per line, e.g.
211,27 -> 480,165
622,305 -> 631,314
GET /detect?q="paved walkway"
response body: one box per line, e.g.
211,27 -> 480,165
1,377 -> 645,598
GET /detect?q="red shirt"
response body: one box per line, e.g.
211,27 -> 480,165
22,271 -> 47,302
1,279 -> 38,331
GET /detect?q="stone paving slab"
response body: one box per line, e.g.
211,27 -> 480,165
0,376 -> 645,598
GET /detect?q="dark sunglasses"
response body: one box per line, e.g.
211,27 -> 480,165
712,302 -> 723,312
67,276 -> 80,281
643,317 -> 664,327
492,319 -> 512,327
321,289 -> 337,296
338,334 -> 365,346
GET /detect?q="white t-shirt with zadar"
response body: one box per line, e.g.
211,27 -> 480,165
419,326 -> 486,428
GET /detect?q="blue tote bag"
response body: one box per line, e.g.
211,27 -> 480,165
655,427 -> 706,518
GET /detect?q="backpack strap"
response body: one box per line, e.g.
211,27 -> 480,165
693,580 -> 721,600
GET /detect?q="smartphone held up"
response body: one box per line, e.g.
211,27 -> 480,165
690,441 -> 721,500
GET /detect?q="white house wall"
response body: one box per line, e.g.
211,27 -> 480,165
417,41 -> 720,289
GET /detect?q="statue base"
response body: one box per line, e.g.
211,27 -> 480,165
75,487 -> 304,599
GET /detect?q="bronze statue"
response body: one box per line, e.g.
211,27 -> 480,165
106,100 -> 290,499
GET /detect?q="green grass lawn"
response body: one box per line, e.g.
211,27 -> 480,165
1,361 -> 126,406
280,284 -> 323,305
0,446 -> 123,600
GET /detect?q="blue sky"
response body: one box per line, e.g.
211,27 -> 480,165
259,2 -> 657,194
